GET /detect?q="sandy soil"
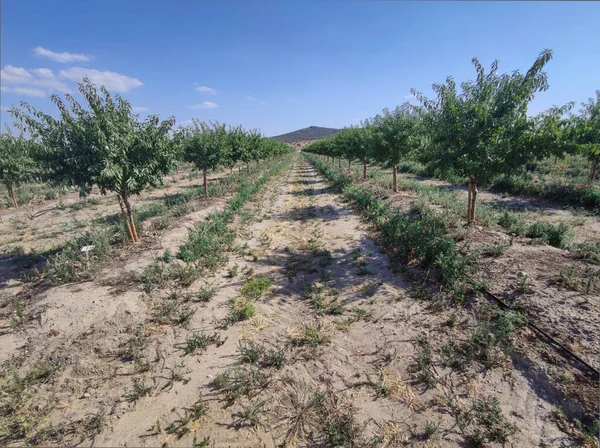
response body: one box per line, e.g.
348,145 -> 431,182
1,160 -> 593,447
0,165 -> 224,255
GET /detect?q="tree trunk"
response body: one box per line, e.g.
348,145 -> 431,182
392,165 -> 398,192
467,181 -> 472,224
467,177 -> 478,224
121,191 -> 139,242
363,161 -> 367,180
338,157 -> 341,168
203,168 -> 208,197
348,159 -> 351,168
5,182 -> 18,209
247,162 -> 250,171
589,162 -> 598,183
117,194 -> 135,242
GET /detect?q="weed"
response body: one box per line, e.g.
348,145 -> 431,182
227,264 -> 239,278
288,322 -> 329,348
161,361 -> 191,391
238,400 -> 266,427
152,215 -> 171,230
237,340 -> 266,364
408,335 -> 437,388
161,248 -> 173,263
193,283 -> 218,302
458,396 -> 517,446
558,371 -> 574,384
223,297 -> 256,327
424,417 -> 443,438
212,367 -> 271,403
159,394 -> 208,439
516,274 -> 532,293
118,329 -> 151,372
152,299 -> 195,327
183,332 -> 225,355
263,347 -> 286,370
446,312 -> 458,327
124,378 -> 153,402
240,276 -> 272,298
357,266 -> 374,276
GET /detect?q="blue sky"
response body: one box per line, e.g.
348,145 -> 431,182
1,1 -> 599,136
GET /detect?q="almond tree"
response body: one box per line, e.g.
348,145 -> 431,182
532,103 -> 576,164
573,90 -> 600,182
372,104 -> 421,192
0,129 -> 38,208
413,49 -> 553,223
179,119 -> 228,196
12,77 -> 176,242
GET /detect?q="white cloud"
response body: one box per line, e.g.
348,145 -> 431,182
196,85 -> 216,95
0,105 -> 9,111
190,102 -> 218,109
1,85 -> 47,97
59,67 -> 143,92
246,96 -> 256,101
404,93 -> 416,99
0,65 -> 72,96
131,106 -> 149,113
33,46 -> 91,63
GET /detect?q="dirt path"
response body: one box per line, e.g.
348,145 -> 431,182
0,161 -> 581,446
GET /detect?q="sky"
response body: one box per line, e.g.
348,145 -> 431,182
1,1 -> 599,137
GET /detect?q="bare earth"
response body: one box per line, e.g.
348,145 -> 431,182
1,160 -> 593,446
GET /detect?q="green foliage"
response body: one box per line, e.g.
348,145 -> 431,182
572,90 -> 600,181
12,77 -> 176,241
413,50 -> 553,184
0,130 -> 39,208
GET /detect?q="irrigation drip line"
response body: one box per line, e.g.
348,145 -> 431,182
308,155 -> 600,379
480,288 -> 600,378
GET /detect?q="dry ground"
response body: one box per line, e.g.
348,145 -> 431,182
1,159 -> 595,447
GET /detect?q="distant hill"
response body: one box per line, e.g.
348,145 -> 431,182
270,126 -> 340,143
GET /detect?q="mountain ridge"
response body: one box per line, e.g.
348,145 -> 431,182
269,125 -> 341,143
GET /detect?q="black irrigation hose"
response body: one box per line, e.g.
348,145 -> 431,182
308,155 -> 600,379
480,288 -> 600,378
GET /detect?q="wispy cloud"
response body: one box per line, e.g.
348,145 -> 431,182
246,96 -> 256,101
1,85 -> 47,97
33,46 -> 91,63
190,102 -> 218,109
131,106 -> 149,113
404,93 -> 416,99
1,65 -> 72,96
59,67 -> 143,92
1,105 -> 9,111
196,85 -> 216,95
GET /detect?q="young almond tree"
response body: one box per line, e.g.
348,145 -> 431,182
12,77 -> 176,242
532,103 -> 576,165
224,125 -> 244,173
413,49 -> 553,223
372,104 -> 421,192
573,91 -> 600,182
180,119 -> 228,196
0,129 -> 38,208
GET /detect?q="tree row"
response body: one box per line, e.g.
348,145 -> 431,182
1,78 -> 292,242
304,49 -> 599,223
